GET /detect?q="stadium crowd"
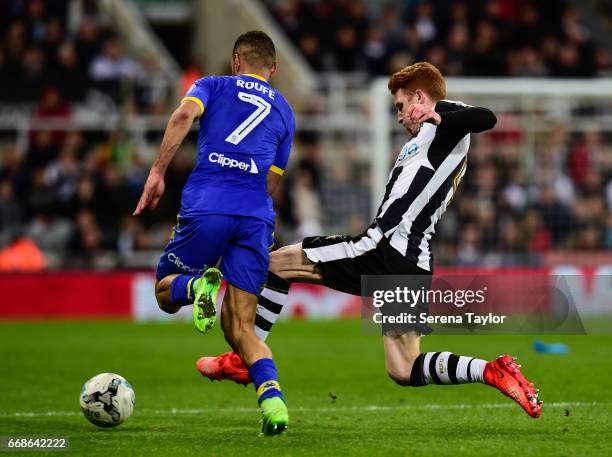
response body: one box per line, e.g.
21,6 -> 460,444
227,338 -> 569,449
0,0 -> 166,112
0,0 -> 610,270
435,128 -> 612,266
264,0 -> 612,78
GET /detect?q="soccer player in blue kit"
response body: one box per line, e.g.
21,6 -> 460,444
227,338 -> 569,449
133,31 -> 295,435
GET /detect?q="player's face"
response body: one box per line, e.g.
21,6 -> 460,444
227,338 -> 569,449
394,88 -> 421,136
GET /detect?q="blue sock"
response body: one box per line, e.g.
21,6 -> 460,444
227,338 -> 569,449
248,358 -> 284,404
169,274 -> 198,306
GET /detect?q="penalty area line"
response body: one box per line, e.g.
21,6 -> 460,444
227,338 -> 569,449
0,401 -> 602,418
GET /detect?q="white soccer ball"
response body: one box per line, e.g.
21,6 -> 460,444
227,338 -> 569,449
80,373 -> 135,427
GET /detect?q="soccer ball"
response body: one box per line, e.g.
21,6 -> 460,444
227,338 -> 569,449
80,373 -> 135,427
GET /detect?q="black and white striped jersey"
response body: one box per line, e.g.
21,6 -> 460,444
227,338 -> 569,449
372,100 -> 497,271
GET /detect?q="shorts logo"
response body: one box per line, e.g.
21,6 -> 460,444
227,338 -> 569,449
208,152 -> 258,174
167,253 -> 205,275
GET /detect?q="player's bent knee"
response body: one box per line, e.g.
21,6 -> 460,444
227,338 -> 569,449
387,367 -> 413,386
269,250 -> 283,276
269,243 -> 304,278
269,245 -> 294,269
156,296 -> 179,314
385,351 -> 420,386
154,280 -> 180,314
155,283 -> 181,314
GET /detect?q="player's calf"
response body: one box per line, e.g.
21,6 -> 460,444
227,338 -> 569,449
154,275 -> 182,314
386,353 -> 420,386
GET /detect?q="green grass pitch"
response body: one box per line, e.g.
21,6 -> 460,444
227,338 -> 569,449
1,319 -> 611,456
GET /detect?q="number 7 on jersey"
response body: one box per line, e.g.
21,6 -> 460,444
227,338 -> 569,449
225,92 -> 272,145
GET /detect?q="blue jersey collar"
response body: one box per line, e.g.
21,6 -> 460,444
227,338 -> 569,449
243,73 -> 268,83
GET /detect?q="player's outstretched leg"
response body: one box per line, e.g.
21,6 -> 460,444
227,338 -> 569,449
192,267 -> 223,333
221,283 -> 288,435
408,352 -> 543,417
385,333 -> 542,418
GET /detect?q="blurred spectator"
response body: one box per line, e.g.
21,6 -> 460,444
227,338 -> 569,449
293,168 -> 323,239
49,41 -> 89,102
509,46 -> 548,77
464,20 -> 505,76
445,24 -> 468,76
412,2 -> 437,44
44,146 -> 81,206
31,87 -> 72,149
0,235 -> 46,271
67,209 -> 103,265
75,19 -> 103,70
26,212 -> 72,255
533,185 -> 574,246
0,180 -> 22,247
332,24 -> 363,72
20,46 -> 45,100
299,33 -> 323,71
456,224 -> 482,266
89,38 -> 142,81
89,38 -> 143,102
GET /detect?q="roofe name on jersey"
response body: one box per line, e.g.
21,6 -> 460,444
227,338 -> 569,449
236,79 -> 276,99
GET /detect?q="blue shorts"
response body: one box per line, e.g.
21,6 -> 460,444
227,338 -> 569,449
156,214 -> 273,295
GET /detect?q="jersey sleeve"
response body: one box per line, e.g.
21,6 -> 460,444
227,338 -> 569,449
435,101 -> 497,135
182,77 -> 217,117
270,109 -> 296,176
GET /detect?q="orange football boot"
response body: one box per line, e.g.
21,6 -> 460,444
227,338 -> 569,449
196,351 -> 251,386
484,355 -> 542,418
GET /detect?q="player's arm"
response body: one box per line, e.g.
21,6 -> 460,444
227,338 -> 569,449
133,100 -> 201,215
407,103 -> 497,134
268,110 -> 295,196
267,170 -> 283,196
437,105 -> 497,133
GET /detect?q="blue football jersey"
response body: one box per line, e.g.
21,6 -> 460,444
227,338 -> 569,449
180,74 -> 295,223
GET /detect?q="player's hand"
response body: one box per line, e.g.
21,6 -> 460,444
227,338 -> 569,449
133,171 -> 165,215
406,104 -> 441,126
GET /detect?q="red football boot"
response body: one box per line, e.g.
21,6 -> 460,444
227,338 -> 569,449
196,351 -> 251,386
483,355 -> 542,418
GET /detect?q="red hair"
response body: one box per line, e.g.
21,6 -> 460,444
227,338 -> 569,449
388,62 -> 446,101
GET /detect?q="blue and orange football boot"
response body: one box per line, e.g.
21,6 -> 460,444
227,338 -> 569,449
484,355 -> 542,418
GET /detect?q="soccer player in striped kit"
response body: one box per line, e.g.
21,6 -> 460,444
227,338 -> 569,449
197,62 -> 542,419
